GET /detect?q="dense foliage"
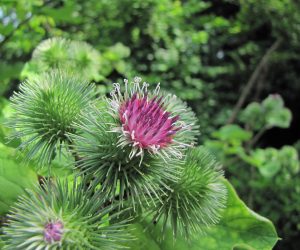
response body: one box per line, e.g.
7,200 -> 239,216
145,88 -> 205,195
0,0 -> 300,249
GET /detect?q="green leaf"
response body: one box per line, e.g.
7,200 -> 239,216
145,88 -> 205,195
213,125 -> 252,145
249,146 -> 299,178
278,146 -> 300,173
262,94 -> 292,128
258,161 -> 281,179
0,143 -> 38,215
254,148 -> 282,178
262,94 -> 284,111
192,31 -> 209,44
240,102 -> 264,130
36,149 -> 74,178
125,223 -> 161,250
0,98 -> 21,148
240,95 -> 292,130
128,179 -> 278,250
265,108 -> 292,128
41,2 -> 80,24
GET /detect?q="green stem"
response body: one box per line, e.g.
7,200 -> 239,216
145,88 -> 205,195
247,126 -> 269,149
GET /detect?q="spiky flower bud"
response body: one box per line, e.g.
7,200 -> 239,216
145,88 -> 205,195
30,38 -> 101,81
32,37 -> 69,70
3,180 -> 131,250
151,146 -> 227,238
9,70 -> 95,165
71,77 -> 198,209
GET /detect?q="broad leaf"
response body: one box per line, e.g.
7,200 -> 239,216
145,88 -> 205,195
127,179 -> 278,250
213,125 -> 252,145
0,98 -> 22,148
0,143 -> 37,215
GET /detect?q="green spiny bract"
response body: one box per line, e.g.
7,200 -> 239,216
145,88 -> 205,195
150,146 -> 227,239
9,70 -> 95,165
3,180 -> 131,250
70,77 -> 199,210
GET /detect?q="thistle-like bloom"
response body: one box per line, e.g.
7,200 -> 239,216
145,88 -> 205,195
71,106 -> 181,210
32,37 -> 69,70
9,70 -> 95,165
71,77 -> 198,209
151,146 -> 227,238
31,38 -> 101,81
3,180 -> 131,250
109,77 -> 198,161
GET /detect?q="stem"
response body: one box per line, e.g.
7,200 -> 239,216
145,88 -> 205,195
0,15 -> 33,49
247,166 -> 255,208
247,126 -> 269,149
253,65 -> 269,101
227,39 -> 282,124
66,138 -> 82,163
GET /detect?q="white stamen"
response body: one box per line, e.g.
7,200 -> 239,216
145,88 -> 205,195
131,130 -> 135,140
154,82 -> 160,95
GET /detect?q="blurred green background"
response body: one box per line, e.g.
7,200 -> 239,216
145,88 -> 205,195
0,0 -> 300,249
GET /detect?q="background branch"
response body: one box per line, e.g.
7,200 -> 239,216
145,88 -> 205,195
227,38 -> 282,124
0,15 -> 33,49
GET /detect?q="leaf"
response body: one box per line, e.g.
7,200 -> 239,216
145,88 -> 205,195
125,223 -> 161,250
262,94 -> 284,111
213,125 -> 252,145
240,95 -> 292,130
278,146 -> 300,173
0,143 -> 38,215
250,146 -> 299,178
250,148 -> 281,178
192,31 -> 209,44
127,179 -> 278,250
41,2 -> 80,24
0,98 -> 21,148
265,108 -> 292,128
240,102 -> 264,130
258,162 -> 281,179
262,94 -> 292,128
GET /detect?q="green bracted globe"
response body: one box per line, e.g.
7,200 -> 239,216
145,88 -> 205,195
151,146 -> 227,239
9,70 -> 95,165
3,180 -> 131,250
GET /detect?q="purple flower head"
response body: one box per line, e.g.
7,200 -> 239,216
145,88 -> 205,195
44,221 -> 63,243
109,77 -> 198,161
119,93 -> 180,150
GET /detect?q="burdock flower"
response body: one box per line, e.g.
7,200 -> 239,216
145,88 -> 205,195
3,180 -> 130,250
109,77 -> 198,162
30,38 -> 101,81
71,77 -> 198,209
9,70 -> 95,165
151,146 -> 227,239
